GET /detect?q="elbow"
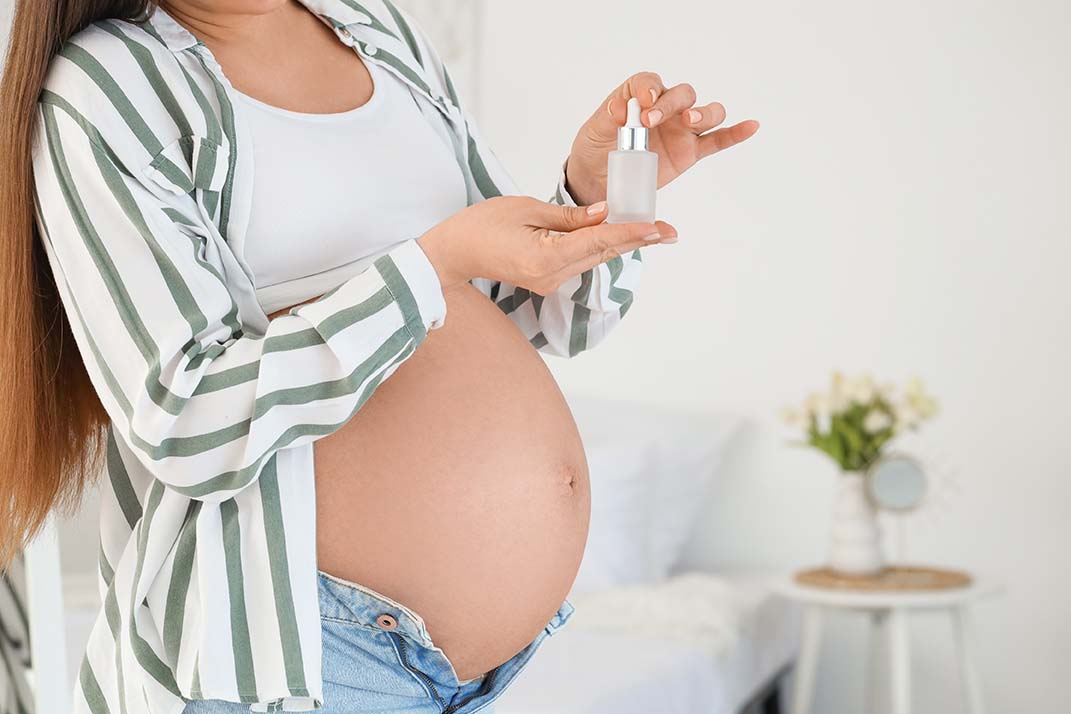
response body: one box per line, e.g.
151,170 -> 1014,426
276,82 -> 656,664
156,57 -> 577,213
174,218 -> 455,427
119,412 -> 261,504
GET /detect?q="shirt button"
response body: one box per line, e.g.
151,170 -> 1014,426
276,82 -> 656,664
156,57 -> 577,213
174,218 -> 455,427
364,42 -> 378,56
376,614 -> 398,630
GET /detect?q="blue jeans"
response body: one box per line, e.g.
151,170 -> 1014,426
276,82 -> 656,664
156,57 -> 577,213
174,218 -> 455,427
182,571 -> 575,714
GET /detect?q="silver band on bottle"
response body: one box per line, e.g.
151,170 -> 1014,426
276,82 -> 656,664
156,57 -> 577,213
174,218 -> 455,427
617,124 -> 648,152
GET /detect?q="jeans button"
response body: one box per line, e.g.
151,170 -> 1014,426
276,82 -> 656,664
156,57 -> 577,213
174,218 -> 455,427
376,614 -> 398,630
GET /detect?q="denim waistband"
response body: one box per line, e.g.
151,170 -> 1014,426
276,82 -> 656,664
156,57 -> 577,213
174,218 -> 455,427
317,570 -> 438,647
316,570 -> 575,647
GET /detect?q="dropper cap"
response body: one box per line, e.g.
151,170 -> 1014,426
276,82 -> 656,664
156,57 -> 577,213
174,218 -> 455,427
617,97 -> 649,151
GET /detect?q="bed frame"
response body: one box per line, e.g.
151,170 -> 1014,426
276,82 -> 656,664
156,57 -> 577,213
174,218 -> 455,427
737,665 -> 790,714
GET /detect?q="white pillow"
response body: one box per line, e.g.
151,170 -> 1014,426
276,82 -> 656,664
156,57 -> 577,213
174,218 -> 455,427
568,439 -> 656,597
566,393 -> 741,591
645,425 -> 736,580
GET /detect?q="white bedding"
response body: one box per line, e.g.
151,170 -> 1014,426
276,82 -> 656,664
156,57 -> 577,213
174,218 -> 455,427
564,572 -> 750,657
495,572 -> 799,714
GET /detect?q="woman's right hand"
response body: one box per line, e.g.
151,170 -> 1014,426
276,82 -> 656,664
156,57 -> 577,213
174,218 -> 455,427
416,196 -> 677,295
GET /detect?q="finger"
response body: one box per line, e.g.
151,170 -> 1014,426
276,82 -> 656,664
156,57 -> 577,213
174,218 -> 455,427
582,95 -> 624,143
621,71 -> 666,109
682,101 -> 727,134
644,83 -> 698,129
546,221 -> 678,287
592,72 -> 667,139
697,120 -> 760,159
552,219 -> 675,266
527,197 -> 609,232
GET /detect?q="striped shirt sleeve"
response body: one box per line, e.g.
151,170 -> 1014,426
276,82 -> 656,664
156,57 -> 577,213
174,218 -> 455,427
387,5 -> 644,358
31,95 -> 447,504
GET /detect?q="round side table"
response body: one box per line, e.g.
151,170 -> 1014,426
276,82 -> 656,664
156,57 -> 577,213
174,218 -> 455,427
774,573 -> 1000,714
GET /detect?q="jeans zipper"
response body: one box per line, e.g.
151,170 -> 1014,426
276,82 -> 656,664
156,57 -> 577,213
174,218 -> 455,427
392,632 -> 448,711
442,665 -> 498,714
391,630 -> 500,714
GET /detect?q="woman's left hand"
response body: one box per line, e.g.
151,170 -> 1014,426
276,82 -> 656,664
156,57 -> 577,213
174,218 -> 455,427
564,72 -> 760,206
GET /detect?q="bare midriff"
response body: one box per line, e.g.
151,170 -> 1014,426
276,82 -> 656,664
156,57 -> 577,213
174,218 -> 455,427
312,282 -> 591,682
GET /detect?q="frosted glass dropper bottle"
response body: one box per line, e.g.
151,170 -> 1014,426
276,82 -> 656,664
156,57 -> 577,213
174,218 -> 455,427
606,97 -> 658,224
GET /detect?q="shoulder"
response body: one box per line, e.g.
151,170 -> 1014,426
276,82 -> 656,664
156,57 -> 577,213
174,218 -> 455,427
366,1 -> 457,101
39,17 -> 188,152
374,1 -> 442,64
43,18 -> 176,99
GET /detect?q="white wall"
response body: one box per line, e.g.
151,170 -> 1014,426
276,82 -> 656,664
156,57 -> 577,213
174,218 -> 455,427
475,0 -> 1069,711
0,0 -> 11,63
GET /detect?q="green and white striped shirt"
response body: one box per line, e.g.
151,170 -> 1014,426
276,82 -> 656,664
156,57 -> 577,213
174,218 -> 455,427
30,1 -> 642,711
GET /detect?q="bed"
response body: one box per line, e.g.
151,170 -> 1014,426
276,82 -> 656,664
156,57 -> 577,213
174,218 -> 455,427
495,572 -> 798,714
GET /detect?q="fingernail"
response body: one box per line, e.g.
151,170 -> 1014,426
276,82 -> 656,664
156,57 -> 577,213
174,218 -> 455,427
586,201 -> 607,216
688,109 -> 702,124
649,88 -> 659,104
660,236 -> 679,243
644,232 -> 662,242
647,109 -> 663,126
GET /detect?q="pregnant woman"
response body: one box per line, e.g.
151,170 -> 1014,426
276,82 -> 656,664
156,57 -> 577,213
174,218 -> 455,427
0,1 -> 757,712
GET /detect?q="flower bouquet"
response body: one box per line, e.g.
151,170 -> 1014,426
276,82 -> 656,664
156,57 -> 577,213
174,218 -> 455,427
782,373 -> 938,574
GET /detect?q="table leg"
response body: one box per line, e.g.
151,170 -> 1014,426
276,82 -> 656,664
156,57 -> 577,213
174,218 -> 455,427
889,609 -> 911,714
792,605 -> 823,714
953,606 -> 985,714
868,610 -> 889,714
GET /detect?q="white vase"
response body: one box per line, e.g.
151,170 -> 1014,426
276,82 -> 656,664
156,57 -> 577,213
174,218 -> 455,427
828,471 -> 884,575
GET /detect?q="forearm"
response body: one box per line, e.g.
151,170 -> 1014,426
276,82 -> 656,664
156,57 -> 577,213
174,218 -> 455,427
476,158 -> 644,358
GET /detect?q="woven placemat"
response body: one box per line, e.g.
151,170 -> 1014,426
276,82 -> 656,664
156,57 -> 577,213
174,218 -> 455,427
795,565 -> 973,591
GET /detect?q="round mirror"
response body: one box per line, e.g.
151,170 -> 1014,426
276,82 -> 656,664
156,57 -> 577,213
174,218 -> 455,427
866,453 -> 928,512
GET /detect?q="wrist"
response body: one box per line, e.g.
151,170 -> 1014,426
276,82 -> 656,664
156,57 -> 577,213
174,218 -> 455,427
564,155 -> 606,206
417,227 -> 467,291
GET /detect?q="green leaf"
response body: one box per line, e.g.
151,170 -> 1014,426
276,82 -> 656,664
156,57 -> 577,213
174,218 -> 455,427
827,428 -> 845,468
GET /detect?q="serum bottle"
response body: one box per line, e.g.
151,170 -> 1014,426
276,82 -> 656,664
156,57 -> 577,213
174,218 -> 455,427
606,97 -> 658,224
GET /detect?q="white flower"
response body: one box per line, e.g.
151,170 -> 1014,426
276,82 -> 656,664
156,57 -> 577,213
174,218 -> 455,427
863,409 -> 892,433
828,372 -> 850,412
785,374 -> 937,444
805,393 -> 832,433
893,401 -> 921,431
845,374 -> 877,406
781,405 -> 809,428
805,392 -> 830,420
877,380 -> 897,401
904,377 -> 939,419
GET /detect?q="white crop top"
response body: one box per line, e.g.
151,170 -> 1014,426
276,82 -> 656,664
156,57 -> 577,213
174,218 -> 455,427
235,59 -> 469,315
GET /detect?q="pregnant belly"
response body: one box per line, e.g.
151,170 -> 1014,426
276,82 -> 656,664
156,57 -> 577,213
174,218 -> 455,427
313,282 -> 591,682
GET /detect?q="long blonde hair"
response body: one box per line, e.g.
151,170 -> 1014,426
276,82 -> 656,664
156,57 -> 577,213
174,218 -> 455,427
0,0 -> 157,569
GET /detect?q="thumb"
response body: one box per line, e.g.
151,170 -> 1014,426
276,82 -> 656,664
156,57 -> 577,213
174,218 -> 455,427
584,95 -> 627,143
536,200 -> 608,233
